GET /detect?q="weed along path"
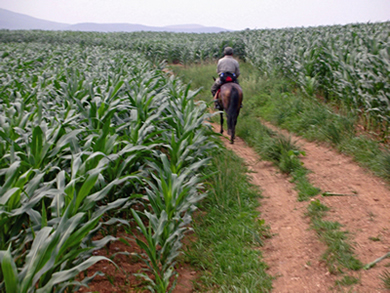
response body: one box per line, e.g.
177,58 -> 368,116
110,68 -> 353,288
211,121 -> 390,292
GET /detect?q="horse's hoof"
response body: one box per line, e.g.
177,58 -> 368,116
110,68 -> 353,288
230,140 -> 234,144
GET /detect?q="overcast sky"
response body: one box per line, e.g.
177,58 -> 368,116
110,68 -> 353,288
0,0 -> 389,30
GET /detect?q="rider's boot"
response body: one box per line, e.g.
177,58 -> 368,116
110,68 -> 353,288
214,99 -> 221,110
212,91 -> 221,110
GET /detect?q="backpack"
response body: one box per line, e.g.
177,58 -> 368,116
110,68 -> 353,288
219,72 -> 237,83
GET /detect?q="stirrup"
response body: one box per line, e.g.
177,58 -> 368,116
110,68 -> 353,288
214,100 -> 221,110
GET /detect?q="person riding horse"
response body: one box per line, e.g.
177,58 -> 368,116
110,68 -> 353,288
211,47 -> 241,109
211,47 -> 243,144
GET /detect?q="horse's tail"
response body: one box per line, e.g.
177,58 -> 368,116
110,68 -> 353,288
227,86 -> 240,136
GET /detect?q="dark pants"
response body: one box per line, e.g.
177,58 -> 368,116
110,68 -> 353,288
211,78 -> 222,98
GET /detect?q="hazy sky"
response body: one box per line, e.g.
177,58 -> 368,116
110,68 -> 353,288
0,0 -> 389,30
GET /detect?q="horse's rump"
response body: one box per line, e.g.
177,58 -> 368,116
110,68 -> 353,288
218,82 -> 242,143
219,83 -> 243,111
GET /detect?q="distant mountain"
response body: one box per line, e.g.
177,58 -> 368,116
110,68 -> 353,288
0,8 -> 231,33
0,8 -> 69,30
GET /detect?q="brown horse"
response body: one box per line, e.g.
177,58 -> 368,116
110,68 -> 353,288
215,82 -> 243,144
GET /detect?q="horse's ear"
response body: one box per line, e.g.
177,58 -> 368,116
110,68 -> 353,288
212,76 -> 216,81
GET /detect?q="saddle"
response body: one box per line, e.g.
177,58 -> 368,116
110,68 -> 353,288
213,72 -> 238,110
219,72 -> 237,83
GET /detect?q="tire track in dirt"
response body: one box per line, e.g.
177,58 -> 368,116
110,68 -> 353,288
213,121 -> 390,292
264,122 -> 390,293
212,124 -> 336,293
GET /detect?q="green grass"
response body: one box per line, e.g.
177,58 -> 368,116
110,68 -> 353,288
307,199 -> 362,291
307,199 -> 363,275
170,62 -> 216,103
380,270 -> 390,290
368,236 -> 381,242
334,275 -> 360,289
185,148 -> 273,292
234,114 -> 321,202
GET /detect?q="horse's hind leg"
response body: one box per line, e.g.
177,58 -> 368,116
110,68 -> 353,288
220,113 -> 224,134
230,128 -> 235,144
230,116 -> 238,144
227,115 -> 232,135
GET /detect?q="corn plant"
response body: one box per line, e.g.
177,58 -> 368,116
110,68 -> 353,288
126,74 -> 217,291
131,156 -> 208,292
0,201 -> 115,293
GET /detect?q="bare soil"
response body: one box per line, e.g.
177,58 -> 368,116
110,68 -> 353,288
79,120 -> 390,293
77,230 -> 197,293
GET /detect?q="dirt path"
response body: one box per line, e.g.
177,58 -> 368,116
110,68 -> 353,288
78,120 -> 389,293
213,121 -> 390,293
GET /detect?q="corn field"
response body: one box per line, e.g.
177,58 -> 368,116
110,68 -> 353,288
1,20 -> 390,292
2,22 -> 389,134
243,22 -> 390,135
0,42 -> 217,292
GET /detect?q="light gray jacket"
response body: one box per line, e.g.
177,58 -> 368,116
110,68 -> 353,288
217,55 -> 240,77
